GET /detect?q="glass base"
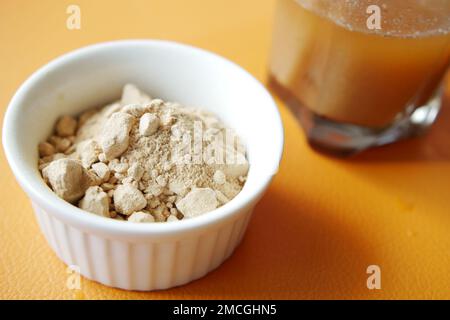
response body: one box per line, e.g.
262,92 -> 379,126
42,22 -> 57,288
268,76 -> 442,156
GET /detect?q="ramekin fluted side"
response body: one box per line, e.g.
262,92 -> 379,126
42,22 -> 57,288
31,202 -> 253,291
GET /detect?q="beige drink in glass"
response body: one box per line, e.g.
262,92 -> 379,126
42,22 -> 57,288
269,0 -> 450,155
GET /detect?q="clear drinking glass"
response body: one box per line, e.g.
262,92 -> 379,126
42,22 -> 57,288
269,0 -> 450,155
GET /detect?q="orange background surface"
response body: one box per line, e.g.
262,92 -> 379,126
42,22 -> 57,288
1,0 -> 450,300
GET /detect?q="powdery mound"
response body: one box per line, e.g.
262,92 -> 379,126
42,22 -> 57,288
39,84 -> 249,223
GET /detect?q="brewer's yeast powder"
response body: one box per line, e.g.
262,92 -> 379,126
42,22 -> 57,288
38,84 -> 249,222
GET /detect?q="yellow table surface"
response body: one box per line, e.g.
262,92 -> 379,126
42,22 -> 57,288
1,0 -> 450,300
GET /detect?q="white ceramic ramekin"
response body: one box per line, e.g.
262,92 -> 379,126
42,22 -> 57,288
2,40 -> 283,291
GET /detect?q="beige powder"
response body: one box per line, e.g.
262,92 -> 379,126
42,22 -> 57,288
38,84 -> 249,222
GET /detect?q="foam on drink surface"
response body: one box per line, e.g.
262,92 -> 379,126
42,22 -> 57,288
295,0 -> 450,38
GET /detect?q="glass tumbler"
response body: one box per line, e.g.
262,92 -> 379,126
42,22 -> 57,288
269,0 -> 450,155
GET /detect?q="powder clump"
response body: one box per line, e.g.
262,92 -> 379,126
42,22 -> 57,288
79,186 -> 110,217
42,158 -> 93,203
